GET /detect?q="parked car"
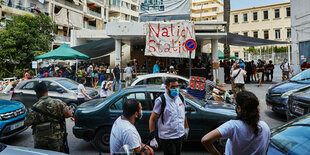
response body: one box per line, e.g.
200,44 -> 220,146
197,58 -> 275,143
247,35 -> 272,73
266,69 -> 310,114
0,143 -> 67,154
11,78 -> 99,113
130,73 -> 189,89
73,85 -> 236,152
267,113 -> 310,155
286,86 -> 310,121
0,100 -> 27,140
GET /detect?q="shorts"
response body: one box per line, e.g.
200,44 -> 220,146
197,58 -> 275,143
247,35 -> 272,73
283,71 -> 289,75
257,72 -> 263,80
94,73 -> 99,78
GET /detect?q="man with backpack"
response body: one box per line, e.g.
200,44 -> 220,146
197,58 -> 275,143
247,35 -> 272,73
231,64 -> 247,98
100,75 -> 112,98
149,78 -> 189,155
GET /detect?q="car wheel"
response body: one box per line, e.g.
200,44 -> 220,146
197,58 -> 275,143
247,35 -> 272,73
91,127 -> 111,152
68,103 -> 77,115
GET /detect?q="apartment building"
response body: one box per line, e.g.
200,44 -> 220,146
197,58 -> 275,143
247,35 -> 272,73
191,0 -> 223,21
217,2 -> 291,60
1,0 -> 139,49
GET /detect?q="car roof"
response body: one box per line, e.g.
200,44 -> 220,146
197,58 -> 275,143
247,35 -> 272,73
122,85 -> 165,92
136,73 -> 189,81
15,78 -> 70,89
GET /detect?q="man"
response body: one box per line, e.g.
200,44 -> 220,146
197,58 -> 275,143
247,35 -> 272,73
110,99 -> 153,155
112,64 -> 121,91
231,64 -> 247,98
256,59 -> 264,87
205,73 -> 226,100
25,82 -> 71,153
86,65 -> 93,87
167,66 -> 177,74
153,60 -> 160,73
266,60 -> 275,82
238,59 -> 245,70
301,58 -> 310,71
124,63 -> 133,87
280,58 -> 291,81
149,78 -> 189,155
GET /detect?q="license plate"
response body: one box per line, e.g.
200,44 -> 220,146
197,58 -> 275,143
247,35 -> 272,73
10,121 -> 24,131
267,105 -> 272,110
294,106 -> 304,115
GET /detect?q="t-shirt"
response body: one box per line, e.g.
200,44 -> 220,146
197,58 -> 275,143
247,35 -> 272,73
153,64 -> 160,73
205,80 -> 217,99
257,63 -> 264,72
124,67 -> 133,75
100,81 -> 109,98
217,120 -> 270,155
110,116 -> 141,155
281,62 -> 290,72
113,67 -> 120,79
87,67 -> 92,77
77,84 -> 86,99
232,69 -> 246,84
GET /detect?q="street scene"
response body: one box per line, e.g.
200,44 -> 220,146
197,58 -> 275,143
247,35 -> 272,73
1,0 -> 310,155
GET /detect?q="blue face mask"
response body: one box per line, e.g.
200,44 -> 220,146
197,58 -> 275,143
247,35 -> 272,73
170,89 -> 179,97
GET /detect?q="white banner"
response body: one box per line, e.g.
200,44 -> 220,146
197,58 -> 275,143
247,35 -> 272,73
145,22 -> 196,58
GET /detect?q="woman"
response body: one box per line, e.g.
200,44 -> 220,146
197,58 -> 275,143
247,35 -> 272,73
100,75 -> 112,98
24,69 -> 31,80
76,66 -> 84,82
77,77 -> 92,105
201,91 -> 270,155
93,65 -> 99,88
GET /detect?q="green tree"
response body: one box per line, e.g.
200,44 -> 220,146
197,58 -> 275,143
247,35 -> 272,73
0,14 -> 56,78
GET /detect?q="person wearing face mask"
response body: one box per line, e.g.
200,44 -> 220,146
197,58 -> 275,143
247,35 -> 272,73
280,58 -> 291,81
149,78 -> 189,155
300,58 -> 310,71
110,99 -> 153,155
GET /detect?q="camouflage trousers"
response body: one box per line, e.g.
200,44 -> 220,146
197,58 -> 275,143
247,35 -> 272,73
34,135 -> 65,153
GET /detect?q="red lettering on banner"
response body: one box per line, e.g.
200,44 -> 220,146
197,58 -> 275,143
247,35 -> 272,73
162,28 -> 170,37
149,23 -> 160,37
169,24 -> 174,36
181,29 -> 186,38
186,25 -> 194,38
149,40 -> 156,52
164,43 -> 171,53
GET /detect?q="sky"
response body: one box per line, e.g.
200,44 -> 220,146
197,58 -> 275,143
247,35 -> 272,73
220,0 -> 290,10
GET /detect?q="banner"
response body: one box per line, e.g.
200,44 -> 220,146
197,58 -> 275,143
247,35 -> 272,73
140,0 -> 191,21
145,22 -> 196,58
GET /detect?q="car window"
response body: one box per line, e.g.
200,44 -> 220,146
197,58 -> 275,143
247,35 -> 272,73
136,80 -> 144,85
43,81 -> 62,92
290,69 -> 310,83
22,81 -> 38,90
178,79 -> 188,89
147,77 -> 163,84
56,79 -> 78,90
111,97 -> 124,110
150,92 -> 164,106
110,93 -> 150,111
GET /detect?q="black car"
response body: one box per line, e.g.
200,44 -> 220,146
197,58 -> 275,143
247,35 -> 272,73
266,69 -> 310,114
287,86 -> 310,121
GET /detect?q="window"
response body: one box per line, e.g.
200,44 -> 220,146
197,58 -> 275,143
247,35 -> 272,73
243,32 -> 248,36
212,8 -> 217,12
243,13 -> 248,22
234,15 -> 238,23
275,9 -> 280,18
253,31 -> 258,38
42,81 -> 62,92
286,7 -> 290,17
150,92 -> 163,106
264,10 -> 268,19
212,17 -> 216,20
244,52 -> 248,61
234,52 -> 239,58
111,93 -> 149,110
253,12 -> 258,21
204,3 -> 208,5
22,81 -> 38,90
146,77 -> 163,84
287,29 -> 291,38
275,29 -> 281,39
264,30 -> 269,39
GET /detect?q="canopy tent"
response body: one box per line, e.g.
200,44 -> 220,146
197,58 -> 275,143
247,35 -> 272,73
34,43 -> 89,60
218,50 -> 236,59
219,33 -> 289,46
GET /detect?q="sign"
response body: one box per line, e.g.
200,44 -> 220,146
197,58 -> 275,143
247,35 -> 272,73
185,39 -> 197,51
32,61 -> 37,69
301,55 -> 304,60
145,22 -> 196,58
140,0 -> 191,22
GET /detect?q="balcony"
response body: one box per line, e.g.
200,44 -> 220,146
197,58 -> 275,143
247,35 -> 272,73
54,0 -> 83,11
55,35 -> 70,42
87,9 -> 101,18
86,25 -> 97,30
91,0 -> 105,5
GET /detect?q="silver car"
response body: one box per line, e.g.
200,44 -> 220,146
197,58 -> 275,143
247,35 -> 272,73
11,78 -> 99,113
0,143 -> 67,155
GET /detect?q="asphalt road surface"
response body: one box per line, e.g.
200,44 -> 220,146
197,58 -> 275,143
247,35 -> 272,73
1,82 -> 286,155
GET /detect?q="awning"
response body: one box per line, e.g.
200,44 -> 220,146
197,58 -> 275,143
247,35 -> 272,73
72,38 -> 115,59
218,50 -> 236,59
219,33 -> 290,46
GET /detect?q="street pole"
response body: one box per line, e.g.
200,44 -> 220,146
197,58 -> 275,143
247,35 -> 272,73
189,51 -> 191,78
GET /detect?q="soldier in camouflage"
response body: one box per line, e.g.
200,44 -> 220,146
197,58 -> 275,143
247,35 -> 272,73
25,82 -> 72,153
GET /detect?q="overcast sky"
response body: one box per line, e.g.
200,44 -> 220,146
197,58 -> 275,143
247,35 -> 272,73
220,0 -> 290,10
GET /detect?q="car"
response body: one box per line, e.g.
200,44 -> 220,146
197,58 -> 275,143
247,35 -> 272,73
0,100 -> 27,140
130,73 -> 189,89
11,77 -> 99,113
267,113 -> 310,155
266,69 -> 310,114
0,143 -> 67,154
286,86 -> 310,121
73,85 -> 236,152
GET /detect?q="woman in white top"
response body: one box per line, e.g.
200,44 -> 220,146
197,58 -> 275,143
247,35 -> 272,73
77,77 -> 92,105
201,91 -> 270,155
100,75 -> 111,98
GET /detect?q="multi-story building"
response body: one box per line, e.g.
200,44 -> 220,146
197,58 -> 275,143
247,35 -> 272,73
0,0 -> 139,49
217,2 -> 291,60
191,0 -> 223,21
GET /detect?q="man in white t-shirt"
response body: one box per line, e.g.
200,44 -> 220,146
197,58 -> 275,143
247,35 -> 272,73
124,63 -> 133,87
231,64 -> 247,98
110,99 -> 153,155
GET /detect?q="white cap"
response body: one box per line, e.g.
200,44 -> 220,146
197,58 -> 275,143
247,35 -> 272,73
169,66 -> 174,69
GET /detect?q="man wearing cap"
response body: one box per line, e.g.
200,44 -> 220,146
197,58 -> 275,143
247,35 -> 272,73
167,66 -> 177,74
25,82 -> 72,153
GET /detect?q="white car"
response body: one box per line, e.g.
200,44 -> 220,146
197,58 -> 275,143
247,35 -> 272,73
130,73 -> 189,89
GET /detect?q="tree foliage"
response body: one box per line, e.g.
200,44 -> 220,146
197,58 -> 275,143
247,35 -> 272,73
244,46 -> 291,55
0,14 -> 56,79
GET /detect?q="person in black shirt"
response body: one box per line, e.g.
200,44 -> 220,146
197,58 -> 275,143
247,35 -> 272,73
112,64 -> 121,92
266,60 -> 274,82
256,59 -> 264,87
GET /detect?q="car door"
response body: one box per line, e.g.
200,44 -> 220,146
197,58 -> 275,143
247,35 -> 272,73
43,81 -> 67,101
18,81 -> 39,107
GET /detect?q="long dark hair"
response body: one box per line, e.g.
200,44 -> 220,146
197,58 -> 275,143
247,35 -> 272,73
236,91 -> 260,136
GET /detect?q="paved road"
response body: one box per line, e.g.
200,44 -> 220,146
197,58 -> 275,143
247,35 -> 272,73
2,82 -> 286,155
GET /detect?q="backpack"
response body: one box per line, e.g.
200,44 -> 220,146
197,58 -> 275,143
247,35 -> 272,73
159,94 -> 184,125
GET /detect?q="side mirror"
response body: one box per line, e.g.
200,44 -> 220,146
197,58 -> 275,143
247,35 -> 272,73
185,106 -> 195,112
56,88 -> 65,93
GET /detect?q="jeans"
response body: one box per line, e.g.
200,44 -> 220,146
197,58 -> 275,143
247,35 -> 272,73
160,136 -> 184,155
113,79 -> 122,91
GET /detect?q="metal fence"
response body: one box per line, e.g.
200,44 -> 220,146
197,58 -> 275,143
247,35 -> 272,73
250,52 -> 291,64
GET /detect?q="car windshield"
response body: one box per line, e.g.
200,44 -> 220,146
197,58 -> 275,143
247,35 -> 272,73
300,87 -> 310,94
290,69 -> 310,83
56,79 -> 79,90
271,115 -> 310,154
181,92 -> 205,106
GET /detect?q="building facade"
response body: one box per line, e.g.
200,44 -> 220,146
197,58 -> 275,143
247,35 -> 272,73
217,2 -> 291,61
191,0 -> 223,21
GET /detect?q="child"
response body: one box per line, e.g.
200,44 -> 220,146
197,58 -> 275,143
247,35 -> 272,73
100,76 -> 111,98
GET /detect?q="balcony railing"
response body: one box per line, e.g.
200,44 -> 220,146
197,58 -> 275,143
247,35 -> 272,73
55,0 -> 83,11
93,0 -> 105,5
86,25 -> 97,30
55,35 -> 70,42
88,9 -> 101,18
